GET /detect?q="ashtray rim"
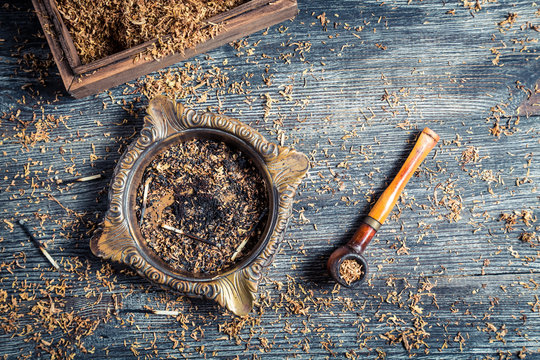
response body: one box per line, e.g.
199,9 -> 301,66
125,128 -> 279,282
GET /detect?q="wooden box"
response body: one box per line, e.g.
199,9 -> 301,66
31,0 -> 298,98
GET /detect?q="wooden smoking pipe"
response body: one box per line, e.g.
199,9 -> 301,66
327,128 -> 440,287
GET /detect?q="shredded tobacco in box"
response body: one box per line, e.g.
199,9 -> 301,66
339,259 -> 364,285
135,138 -> 268,275
55,0 -> 248,64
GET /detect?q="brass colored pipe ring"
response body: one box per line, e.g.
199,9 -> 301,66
363,216 -> 381,232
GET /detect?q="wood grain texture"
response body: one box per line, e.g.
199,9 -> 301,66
0,0 -> 538,359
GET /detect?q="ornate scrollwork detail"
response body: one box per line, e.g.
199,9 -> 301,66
90,96 -> 308,316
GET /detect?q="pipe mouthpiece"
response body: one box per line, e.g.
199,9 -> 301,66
422,127 -> 440,143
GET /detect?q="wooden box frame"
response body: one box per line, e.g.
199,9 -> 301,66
31,0 -> 298,98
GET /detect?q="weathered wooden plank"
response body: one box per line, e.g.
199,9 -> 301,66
0,0 -> 538,359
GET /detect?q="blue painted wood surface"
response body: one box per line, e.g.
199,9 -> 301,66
0,0 -> 538,359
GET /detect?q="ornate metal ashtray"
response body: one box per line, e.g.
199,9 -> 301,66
90,96 -> 308,315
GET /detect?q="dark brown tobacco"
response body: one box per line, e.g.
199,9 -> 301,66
55,0 -> 248,64
135,138 -> 268,275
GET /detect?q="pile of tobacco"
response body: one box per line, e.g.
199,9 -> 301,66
339,259 -> 364,285
55,0 -> 247,63
135,138 -> 268,275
